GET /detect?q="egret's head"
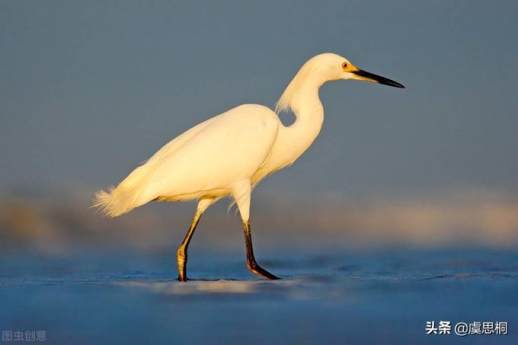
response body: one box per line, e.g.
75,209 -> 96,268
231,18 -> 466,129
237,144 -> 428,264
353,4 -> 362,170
311,53 -> 404,87
276,52 -> 404,113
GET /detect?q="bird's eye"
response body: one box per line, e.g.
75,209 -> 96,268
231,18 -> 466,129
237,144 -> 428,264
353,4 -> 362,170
341,62 -> 348,69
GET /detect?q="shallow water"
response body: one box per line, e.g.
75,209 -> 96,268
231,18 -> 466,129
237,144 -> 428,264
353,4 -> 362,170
1,247 -> 517,344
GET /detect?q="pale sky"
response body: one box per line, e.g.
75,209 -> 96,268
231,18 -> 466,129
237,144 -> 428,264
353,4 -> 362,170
1,0 -> 517,199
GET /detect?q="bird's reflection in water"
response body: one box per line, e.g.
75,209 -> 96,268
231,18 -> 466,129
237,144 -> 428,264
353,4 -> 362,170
114,277 -> 350,300
118,280 -> 263,295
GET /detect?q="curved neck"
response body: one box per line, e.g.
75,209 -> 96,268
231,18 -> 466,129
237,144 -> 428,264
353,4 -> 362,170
275,79 -> 325,167
286,81 -> 324,139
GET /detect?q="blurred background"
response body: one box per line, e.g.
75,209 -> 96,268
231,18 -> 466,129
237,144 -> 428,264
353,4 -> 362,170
1,0 -> 517,254
1,1 -> 518,344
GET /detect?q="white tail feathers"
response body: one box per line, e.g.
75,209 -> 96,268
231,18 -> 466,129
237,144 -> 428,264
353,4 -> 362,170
93,187 -> 135,217
93,164 -> 153,217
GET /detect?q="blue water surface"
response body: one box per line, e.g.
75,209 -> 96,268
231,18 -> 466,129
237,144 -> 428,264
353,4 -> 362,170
1,247 -> 517,344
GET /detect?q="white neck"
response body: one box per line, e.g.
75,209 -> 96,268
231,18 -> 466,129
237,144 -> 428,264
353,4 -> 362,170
270,74 -> 325,170
283,79 -> 324,147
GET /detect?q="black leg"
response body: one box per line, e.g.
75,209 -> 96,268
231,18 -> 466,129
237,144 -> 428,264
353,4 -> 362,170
242,221 -> 280,280
177,212 -> 202,282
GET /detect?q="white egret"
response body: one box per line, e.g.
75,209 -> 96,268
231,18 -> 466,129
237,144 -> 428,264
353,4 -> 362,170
94,52 -> 404,281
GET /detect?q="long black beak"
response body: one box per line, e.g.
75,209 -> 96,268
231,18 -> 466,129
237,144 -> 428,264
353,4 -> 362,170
353,69 -> 405,88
